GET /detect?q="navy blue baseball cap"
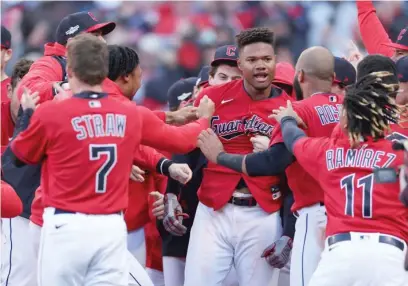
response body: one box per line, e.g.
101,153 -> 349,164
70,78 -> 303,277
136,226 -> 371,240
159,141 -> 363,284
396,56 -> 408,83
196,65 -> 210,87
334,57 -> 356,86
56,12 -> 116,45
1,26 -> 11,49
382,26 -> 408,51
167,77 -> 198,110
211,45 -> 239,67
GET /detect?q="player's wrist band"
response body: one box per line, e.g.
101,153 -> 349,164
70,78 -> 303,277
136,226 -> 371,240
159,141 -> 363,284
52,81 -> 68,96
157,158 -> 174,176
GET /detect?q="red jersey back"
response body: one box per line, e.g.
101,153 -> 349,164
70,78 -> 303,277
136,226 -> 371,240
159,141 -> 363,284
11,91 -> 142,214
293,131 -> 408,242
1,101 -> 14,154
194,80 -> 292,212
270,93 -> 343,211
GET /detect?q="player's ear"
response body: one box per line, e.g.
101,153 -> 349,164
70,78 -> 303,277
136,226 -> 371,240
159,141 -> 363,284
123,74 -> 130,83
237,58 -> 243,72
332,72 -> 336,84
298,70 -> 305,83
4,49 -> 12,62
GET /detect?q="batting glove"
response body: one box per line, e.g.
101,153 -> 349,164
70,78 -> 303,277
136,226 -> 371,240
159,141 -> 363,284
261,235 -> 293,268
163,193 -> 189,236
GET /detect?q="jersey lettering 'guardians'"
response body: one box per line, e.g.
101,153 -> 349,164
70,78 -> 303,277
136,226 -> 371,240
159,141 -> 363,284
71,113 -> 127,140
326,145 -> 396,171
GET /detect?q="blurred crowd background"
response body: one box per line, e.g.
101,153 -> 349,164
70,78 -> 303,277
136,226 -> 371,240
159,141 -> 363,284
1,0 -> 408,109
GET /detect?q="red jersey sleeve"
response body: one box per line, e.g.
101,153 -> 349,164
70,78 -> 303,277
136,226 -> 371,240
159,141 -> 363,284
137,106 -> 209,154
357,1 -> 394,57
292,136 -> 330,180
153,110 -> 166,122
10,107 -> 48,164
16,57 -> 63,103
133,145 -> 166,171
1,181 -> 23,218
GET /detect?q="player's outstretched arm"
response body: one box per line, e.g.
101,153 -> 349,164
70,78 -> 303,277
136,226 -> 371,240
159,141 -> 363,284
138,97 -> 214,154
197,128 -> 294,176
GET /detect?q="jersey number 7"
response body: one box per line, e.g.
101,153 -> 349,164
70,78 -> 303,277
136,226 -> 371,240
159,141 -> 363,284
340,173 -> 374,218
89,144 -> 118,193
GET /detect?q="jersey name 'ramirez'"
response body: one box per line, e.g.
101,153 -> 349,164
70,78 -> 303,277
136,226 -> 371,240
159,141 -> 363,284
71,114 -> 127,140
325,145 -> 396,171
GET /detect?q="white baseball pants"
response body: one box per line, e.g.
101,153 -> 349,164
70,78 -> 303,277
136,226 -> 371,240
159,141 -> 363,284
184,202 -> 282,286
1,216 -> 37,286
38,207 -> 128,286
290,203 -> 326,286
309,232 -> 408,286
127,228 -> 146,267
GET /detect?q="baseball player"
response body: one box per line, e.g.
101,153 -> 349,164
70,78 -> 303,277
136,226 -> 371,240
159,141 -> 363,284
356,0 -> 408,61
161,45 -> 242,286
9,34 -> 213,286
274,70 -> 407,285
0,59 -> 35,286
184,28 -> 293,286
1,26 -> 13,103
197,46 -> 352,286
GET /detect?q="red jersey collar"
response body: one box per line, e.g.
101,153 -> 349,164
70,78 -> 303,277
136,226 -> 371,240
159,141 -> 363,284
102,78 -> 129,102
43,42 -> 66,57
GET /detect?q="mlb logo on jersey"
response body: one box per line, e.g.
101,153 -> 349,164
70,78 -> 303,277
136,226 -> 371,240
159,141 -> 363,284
89,100 -> 101,108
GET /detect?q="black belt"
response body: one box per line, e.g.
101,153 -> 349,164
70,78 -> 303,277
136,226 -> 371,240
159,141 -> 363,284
54,208 -> 121,215
328,232 -> 405,251
228,196 -> 257,207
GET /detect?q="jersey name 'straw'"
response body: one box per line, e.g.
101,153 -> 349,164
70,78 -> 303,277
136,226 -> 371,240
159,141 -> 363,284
71,113 -> 127,140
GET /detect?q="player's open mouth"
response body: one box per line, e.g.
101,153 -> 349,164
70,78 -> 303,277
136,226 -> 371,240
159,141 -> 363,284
254,73 -> 268,83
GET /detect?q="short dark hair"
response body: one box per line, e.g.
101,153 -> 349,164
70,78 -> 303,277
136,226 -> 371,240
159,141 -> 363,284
357,54 -> 398,85
235,27 -> 275,51
66,33 -> 108,85
209,60 -> 237,77
344,71 -> 399,147
108,45 -> 140,81
10,59 -> 33,90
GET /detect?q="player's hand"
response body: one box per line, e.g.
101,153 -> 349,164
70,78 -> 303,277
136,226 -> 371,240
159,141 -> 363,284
250,135 -> 270,153
270,100 -> 307,129
130,165 -> 145,182
53,82 -> 71,101
345,40 -> 363,69
163,193 -> 189,236
197,128 -> 224,163
169,163 -> 192,185
149,191 -> 164,220
261,235 -> 293,268
167,106 -> 198,126
20,87 -> 40,111
196,95 -> 215,119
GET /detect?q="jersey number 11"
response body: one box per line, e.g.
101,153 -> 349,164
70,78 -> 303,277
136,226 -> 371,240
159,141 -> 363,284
340,173 -> 374,218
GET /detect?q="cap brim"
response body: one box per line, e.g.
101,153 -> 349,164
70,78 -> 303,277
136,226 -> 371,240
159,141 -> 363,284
381,42 -> 408,51
210,58 -> 238,67
87,22 -> 116,36
0,44 -> 10,49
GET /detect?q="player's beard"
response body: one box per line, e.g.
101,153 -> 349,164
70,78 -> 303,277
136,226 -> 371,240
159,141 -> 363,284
293,77 -> 304,101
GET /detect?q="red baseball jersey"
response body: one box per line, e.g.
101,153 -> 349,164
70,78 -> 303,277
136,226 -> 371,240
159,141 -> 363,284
11,91 -> 208,214
270,93 -> 343,211
1,101 -> 14,154
1,77 -> 11,103
30,186 -> 43,226
293,130 -> 408,241
194,80 -> 292,212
